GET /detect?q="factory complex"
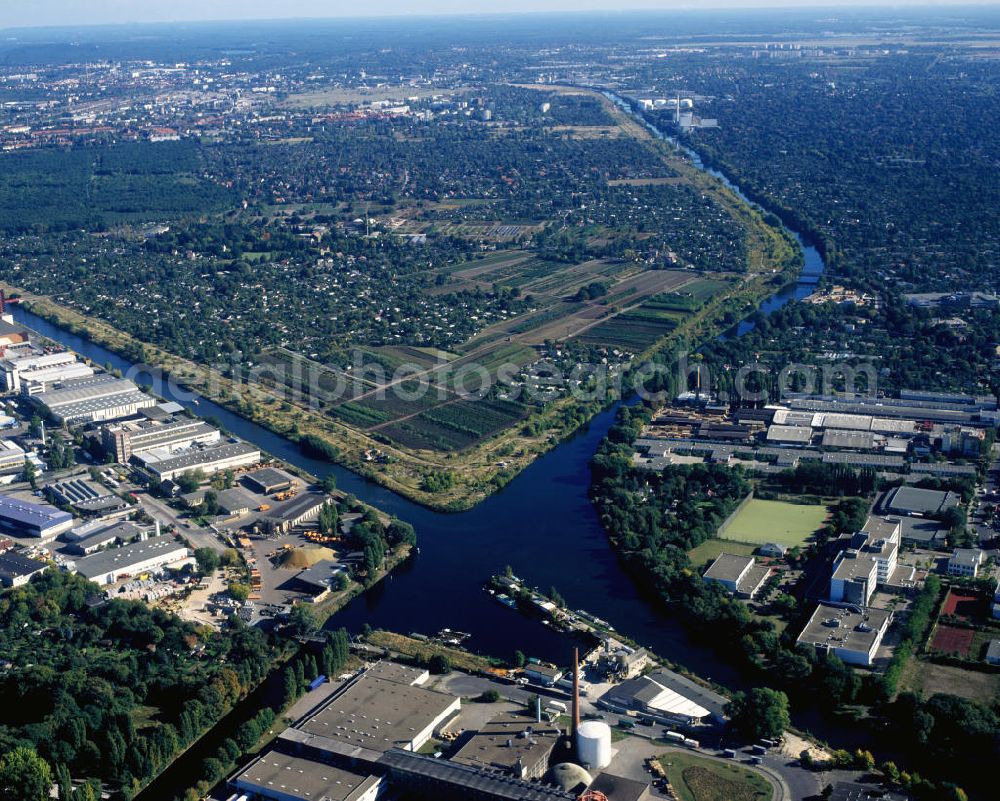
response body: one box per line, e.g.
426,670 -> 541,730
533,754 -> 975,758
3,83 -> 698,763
634,390 -> 995,479
221,651 -> 657,801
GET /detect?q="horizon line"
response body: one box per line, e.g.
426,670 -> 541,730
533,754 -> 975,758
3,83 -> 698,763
3,2 -> 1000,35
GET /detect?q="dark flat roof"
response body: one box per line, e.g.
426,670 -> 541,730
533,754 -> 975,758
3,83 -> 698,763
0,551 -> 48,582
589,772 -> 650,801
378,748 -> 575,801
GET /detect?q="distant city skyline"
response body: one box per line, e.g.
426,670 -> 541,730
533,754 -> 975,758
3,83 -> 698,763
3,1 -> 999,31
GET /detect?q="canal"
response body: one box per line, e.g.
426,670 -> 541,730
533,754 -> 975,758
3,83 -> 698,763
11,104 -> 856,798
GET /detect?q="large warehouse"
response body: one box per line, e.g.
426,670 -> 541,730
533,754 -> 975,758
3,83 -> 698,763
232,753 -> 382,801
0,496 -> 74,539
292,674 -> 461,755
137,440 -> 261,482
29,375 -> 156,425
71,535 -> 191,585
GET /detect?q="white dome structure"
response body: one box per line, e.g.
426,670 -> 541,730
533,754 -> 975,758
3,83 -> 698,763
576,720 -> 612,769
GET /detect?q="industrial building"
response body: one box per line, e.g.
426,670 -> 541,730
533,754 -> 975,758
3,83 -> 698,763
71,535 -> 190,585
587,773 -> 652,801
523,664 -> 564,687
702,553 -> 770,599
292,674 -> 461,755
232,753 -> 382,801
215,487 -> 257,516
797,603 -> 893,667
0,495 -> 74,538
0,551 -> 48,587
63,520 -> 145,556
45,478 -> 128,517
226,656 -> 655,801
101,415 -> 221,463
261,492 -> 334,535
599,667 -> 727,725
137,440 -> 261,482
376,748 -> 575,801
450,711 -> 561,779
766,425 -> 813,445
0,439 -> 25,475
882,486 -> 961,518
1,350 -> 92,393
828,781 -> 912,801
245,467 -> 297,495
29,375 -> 156,425
293,559 -> 347,599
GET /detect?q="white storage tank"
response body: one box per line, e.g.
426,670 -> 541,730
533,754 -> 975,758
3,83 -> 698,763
576,720 -> 612,769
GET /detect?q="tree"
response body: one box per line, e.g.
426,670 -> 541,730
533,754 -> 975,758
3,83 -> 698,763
0,747 -> 53,801
321,474 -> 338,493
725,687 -> 790,742
282,668 -> 298,705
386,518 -> 416,547
23,460 -> 37,490
287,604 -> 319,637
229,583 -> 250,602
194,548 -> 221,574
513,649 -> 526,668
201,490 -> 219,517
428,654 -> 452,675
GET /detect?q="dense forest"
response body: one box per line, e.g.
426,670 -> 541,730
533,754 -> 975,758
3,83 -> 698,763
632,51 -> 1000,291
0,571 -> 279,800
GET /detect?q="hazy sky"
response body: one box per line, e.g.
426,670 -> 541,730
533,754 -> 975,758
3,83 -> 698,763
2,1 -> 998,30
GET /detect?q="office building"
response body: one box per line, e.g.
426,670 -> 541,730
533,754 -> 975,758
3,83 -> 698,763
797,603 -> 893,667
947,548 -> 983,578
101,416 -> 220,463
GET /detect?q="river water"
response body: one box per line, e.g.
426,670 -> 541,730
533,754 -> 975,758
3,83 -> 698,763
11,104 -> 825,689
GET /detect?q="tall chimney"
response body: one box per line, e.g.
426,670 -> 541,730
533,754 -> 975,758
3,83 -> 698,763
572,647 -> 581,737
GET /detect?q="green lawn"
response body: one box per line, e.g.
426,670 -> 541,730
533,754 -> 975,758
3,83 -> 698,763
688,538 -> 757,567
659,751 -> 773,801
720,498 -> 829,548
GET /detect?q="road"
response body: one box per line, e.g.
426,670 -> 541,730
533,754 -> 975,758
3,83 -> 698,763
136,490 -> 227,553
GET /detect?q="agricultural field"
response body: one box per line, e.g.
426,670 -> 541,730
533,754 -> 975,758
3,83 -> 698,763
687,538 -> 757,568
719,498 -> 829,548
658,751 -> 773,801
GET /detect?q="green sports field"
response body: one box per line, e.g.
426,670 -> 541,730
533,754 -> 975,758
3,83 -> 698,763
720,498 -> 829,548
